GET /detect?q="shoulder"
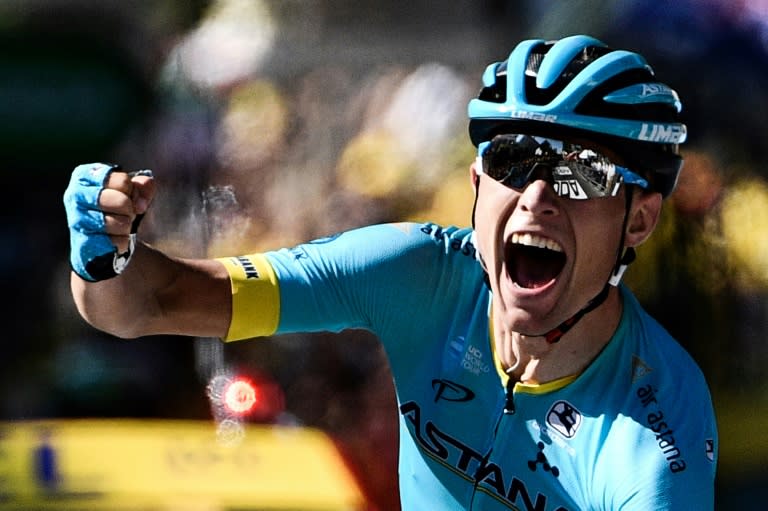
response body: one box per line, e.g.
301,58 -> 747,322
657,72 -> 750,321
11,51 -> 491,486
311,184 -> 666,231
565,288 -> 716,507
415,222 -> 478,257
264,222 -> 483,290
613,287 -> 717,494
346,221 -> 477,251
620,286 -> 708,386
272,221 -> 478,264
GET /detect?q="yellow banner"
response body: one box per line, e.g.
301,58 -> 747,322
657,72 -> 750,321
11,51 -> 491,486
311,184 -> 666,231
0,419 -> 365,510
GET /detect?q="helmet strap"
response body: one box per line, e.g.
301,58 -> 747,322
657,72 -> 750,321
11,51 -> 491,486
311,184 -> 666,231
609,184 -> 637,287
470,172 -> 480,231
476,180 -> 639,344
609,247 -> 636,286
542,283 -> 610,343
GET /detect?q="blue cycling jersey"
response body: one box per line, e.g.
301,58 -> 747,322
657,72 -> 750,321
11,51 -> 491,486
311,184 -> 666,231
232,221 -> 717,510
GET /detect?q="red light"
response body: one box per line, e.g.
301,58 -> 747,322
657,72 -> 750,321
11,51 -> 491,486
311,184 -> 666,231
223,378 -> 258,415
208,371 -> 285,423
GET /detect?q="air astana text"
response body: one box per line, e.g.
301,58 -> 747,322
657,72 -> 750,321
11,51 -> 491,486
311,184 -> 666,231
400,401 -> 570,511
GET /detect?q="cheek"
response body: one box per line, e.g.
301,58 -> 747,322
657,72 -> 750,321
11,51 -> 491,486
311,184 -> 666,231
473,185 -> 513,258
473,202 -> 497,263
572,203 -> 626,270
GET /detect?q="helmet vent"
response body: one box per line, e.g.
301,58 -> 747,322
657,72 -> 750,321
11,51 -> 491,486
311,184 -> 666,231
525,51 -> 544,77
525,45 -> 611,106
477,62 -> 507,103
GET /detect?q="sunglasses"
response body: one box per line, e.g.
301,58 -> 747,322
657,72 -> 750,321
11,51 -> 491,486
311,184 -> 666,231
476,134 -> 649,199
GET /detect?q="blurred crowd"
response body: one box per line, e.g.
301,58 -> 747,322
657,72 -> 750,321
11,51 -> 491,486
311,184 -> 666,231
1,0 -> 767,508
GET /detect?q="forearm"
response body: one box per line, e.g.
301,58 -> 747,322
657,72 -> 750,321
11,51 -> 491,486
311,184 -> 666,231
71,242 -> 232,339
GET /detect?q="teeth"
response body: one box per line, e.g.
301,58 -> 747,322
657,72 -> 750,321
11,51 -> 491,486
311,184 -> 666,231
511,232 -> 563,252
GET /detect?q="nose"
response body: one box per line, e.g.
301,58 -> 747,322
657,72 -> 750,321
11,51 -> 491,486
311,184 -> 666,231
517,178 -> 560,216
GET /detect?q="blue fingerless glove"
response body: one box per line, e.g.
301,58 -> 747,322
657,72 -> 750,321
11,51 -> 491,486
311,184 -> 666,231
63,163 -> 149,282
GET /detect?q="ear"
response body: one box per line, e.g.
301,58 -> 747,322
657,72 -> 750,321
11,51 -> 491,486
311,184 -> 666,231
470,159 -> 480,193
469,160 -> 481,230
625,190 -> 663,247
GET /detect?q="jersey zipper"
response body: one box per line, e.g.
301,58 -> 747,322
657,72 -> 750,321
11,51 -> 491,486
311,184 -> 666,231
504,376 -> 515,414
468,374 -> 515,509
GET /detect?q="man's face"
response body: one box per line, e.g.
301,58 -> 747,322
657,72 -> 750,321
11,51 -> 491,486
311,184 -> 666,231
471,158 -> 630,337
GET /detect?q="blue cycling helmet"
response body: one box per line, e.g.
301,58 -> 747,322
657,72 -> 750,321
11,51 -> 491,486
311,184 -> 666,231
468,35 -> 685,197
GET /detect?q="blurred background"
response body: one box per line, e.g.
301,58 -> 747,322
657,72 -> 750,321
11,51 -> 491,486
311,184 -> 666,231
1,0 -> 767,509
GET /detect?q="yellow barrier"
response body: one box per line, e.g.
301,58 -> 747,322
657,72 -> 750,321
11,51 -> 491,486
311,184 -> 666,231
0,419 -> 365,510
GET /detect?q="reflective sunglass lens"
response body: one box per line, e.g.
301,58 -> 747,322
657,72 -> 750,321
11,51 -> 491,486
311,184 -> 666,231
480,135 -> 647,199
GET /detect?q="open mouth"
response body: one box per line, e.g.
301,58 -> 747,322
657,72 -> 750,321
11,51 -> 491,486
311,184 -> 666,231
506,233 -> 566,289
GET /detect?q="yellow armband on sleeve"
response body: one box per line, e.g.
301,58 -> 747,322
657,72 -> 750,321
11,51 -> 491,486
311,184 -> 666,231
216,254 -> 280,342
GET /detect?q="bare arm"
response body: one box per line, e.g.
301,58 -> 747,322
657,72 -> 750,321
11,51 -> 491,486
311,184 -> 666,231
66,166 -> 232,339
70,243 -> 232,339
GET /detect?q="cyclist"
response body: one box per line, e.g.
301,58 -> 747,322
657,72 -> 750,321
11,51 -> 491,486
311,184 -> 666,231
64,35 -> 717,509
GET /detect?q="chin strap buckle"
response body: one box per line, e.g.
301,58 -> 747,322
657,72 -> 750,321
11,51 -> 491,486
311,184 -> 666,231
609,247 -> 636,287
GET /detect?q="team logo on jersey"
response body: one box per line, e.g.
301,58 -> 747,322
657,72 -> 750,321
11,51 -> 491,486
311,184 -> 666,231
631,354 -> 653,383
461,344 -> 491,375
528,441 -> 560,477
431,379 -> 475,403
400,401 -> 573,510
546,400 -> 582,439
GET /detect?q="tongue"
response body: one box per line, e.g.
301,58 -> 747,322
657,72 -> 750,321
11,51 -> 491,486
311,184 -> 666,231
511,245 -> 564,289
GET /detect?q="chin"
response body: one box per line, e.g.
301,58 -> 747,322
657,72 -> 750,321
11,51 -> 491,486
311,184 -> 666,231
496,306 -> 546,336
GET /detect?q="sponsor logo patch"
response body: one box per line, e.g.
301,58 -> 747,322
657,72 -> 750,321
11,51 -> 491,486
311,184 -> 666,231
546,401 -> 582,439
